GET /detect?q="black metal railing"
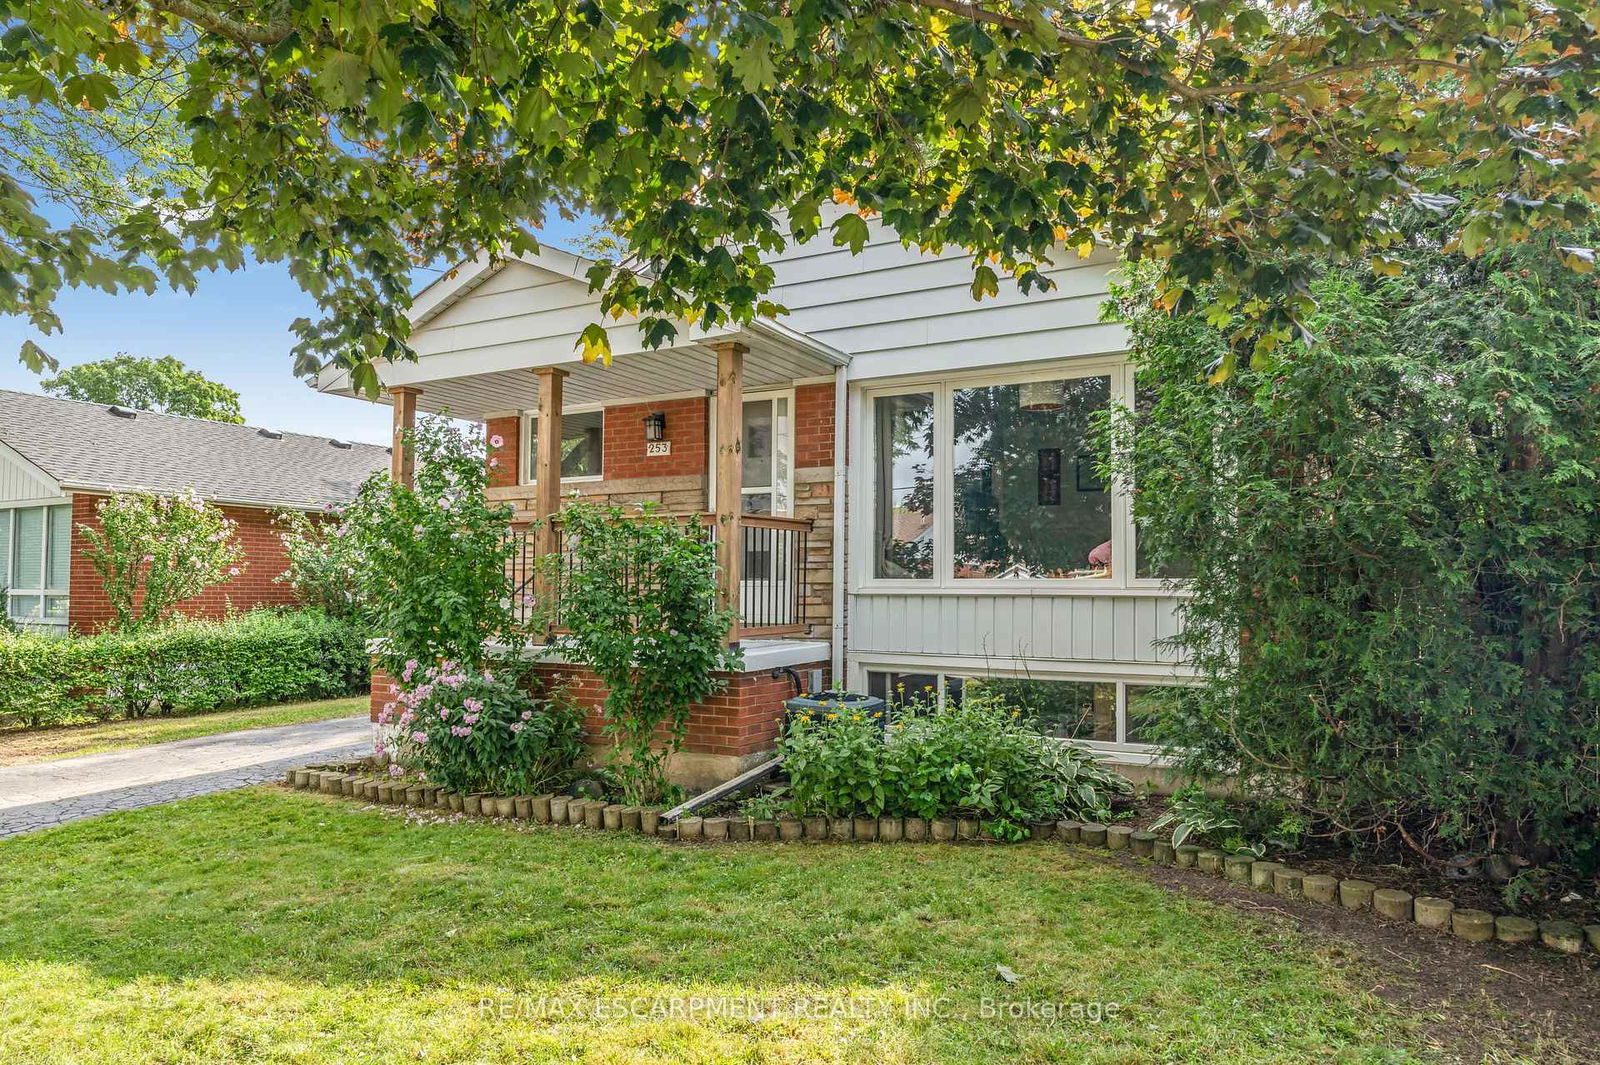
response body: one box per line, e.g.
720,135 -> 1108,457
504,512 -> 811,637
737,515 -> 810,634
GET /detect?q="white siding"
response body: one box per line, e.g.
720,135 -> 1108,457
848,592 -> 1186,670
768,210 -> 1127,382
0,442 -> 59,504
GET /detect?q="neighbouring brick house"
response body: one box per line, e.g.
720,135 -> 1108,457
0,389 -> 390,633
325,211 -> 1194,788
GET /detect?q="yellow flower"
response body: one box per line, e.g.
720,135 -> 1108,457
825,712 -> 838,720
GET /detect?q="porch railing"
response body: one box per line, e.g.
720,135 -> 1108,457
506,512 -> 812,639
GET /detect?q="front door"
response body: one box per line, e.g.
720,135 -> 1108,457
715,394 -> 796,627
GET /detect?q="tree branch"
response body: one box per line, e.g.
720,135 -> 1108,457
907,0 -> 1475,101
141,0 -> 293,47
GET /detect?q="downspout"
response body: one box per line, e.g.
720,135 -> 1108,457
831,364 -> 848,687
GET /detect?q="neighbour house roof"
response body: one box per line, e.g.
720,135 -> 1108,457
0,389 -> 391,511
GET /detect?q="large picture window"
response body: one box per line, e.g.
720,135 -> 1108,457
3,503 -> 71,627
872,392 -> 934,579
953,376 -> 1111,579
861,362 -> 1138,588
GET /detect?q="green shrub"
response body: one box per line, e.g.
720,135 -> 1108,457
1107,215 -> 1600,868
342,417 -> 524,678
380,662 -> 585,796
780,692 -> 1132,834
550,501 -> 740,806
0,610 -> 368,728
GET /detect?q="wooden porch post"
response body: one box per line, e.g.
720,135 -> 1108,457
388,386 -> 422,488
532,367 -> 568,577
712,341 -> 746,645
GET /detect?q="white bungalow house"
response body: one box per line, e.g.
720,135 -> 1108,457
319,210 -> 1189,786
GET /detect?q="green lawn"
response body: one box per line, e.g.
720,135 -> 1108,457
0,789 -> 1457,1064
0,696 -> 367,765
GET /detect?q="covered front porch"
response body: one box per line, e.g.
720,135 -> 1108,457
326,248 -> 847,786
317,247 -> 848,652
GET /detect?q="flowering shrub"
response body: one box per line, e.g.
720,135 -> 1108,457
381,662 -> 585,796
79,488 -> 243,630
274,506 -> 367,619
781,692 -> 1131,835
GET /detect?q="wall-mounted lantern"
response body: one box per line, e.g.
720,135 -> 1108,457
642,411 -> 667,441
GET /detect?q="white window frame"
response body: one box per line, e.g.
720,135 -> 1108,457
519,403 -> 607,486
854,658 -> 1189,762
853,356 -> 1137,594
707,387 -> 796,516
2,499 -> 72,629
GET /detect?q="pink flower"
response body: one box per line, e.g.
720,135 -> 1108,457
463,713 -> 480,725
411,731 -> 428,743
228,567 -> 241,576
389,764 -> 404,776
483,671 -> 495,683
509,722 -> 524,734
490,434 -> 504,448
439,708 -> 450,720
463,697 -> 483,713
520,709 -> 533,720
489,457 -> 500,468
374,742 -> 387,755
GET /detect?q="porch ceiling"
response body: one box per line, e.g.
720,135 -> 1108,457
332,331 -> 835,421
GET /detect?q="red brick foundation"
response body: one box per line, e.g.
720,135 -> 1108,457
371,658 -> 830,786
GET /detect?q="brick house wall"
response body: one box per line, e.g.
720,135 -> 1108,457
67,492 -> 303,633
484,398 -> 710,520
791,383 -> 836,632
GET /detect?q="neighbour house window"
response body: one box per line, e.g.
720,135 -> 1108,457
3,504 -> 71,626
864,668 -> 1175,750
522,409 -> 604,481
953,376 -> 1112,579
872,392 -> 935,579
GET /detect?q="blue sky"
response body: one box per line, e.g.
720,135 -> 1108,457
0,216 -> 594,445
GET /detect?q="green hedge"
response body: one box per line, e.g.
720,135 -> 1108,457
0,610 -> 369,729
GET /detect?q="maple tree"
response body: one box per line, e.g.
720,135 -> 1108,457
2,0 -> 1594,389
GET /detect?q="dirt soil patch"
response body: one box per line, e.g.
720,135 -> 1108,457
1119,795 -> 1600,929
1128,851 -> 1600,1064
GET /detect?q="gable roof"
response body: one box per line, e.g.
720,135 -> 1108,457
0,389 -> 391,510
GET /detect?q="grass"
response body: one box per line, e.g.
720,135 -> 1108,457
0,697 -> 367,765
0,789 -> 1446,1065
